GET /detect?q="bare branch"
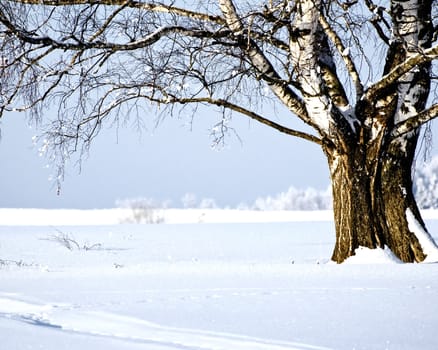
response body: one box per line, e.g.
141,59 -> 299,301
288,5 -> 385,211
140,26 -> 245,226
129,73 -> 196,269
51,90 -> 321,146
88,0 -> 131,42
365,44 -> 438,102
218,0 -> 244,34
0,11 -> 231,52
391,104 -> 438,138
2,0 -> 437,162
167,96 -> 321,145
364,0 -> 390,45
8,0 -> 225,25
218,0 -> 312,129
318,10 -> 363,99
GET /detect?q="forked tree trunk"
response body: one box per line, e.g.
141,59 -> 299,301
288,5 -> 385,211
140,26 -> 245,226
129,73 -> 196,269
325,133 -> 438,263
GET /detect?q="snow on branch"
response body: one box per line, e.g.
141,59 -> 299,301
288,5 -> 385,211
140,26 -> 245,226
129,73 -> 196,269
364,44 -> 438,102
391,104 -> 438,138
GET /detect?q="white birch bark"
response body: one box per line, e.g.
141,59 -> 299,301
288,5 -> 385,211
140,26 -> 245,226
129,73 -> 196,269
289,0 -> 335,135
392,0 -> 431,125
218,0 -> 312,127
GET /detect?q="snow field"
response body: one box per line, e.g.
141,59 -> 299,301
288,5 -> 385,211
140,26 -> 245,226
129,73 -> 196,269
0,208 -> 335,225
1,212 -> 438,349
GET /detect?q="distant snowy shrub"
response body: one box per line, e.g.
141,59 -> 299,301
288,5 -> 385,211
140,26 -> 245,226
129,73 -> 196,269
181,193 -> 198,209
198,198 -> 218,209
252,186 -> 332,211
180,193 -> 219,209
117,197 -> 165,224
414,156 -> 438,209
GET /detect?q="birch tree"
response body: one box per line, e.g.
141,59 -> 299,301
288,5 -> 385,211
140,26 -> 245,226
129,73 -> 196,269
1,0 -> 438,262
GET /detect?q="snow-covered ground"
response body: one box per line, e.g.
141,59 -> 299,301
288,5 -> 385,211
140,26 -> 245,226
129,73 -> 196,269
1,209 -> 438,349
0,208 -> 335,225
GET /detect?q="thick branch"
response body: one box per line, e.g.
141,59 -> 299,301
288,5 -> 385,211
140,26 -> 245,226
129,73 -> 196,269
218,0 -> 244,34
218,0 -> 312,130
364,0 -> 390,45
70,90 -> 321,144
7,0 -> 225,25
391,104 -> 438,138
365,44 -> 438,101
0,12 -> 230,52
318,11 -> 363,99
163,96 -> 321,145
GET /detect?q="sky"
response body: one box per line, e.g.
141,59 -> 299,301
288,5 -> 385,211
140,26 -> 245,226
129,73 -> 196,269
1,103 -> 438,209
0,107 -> 330,209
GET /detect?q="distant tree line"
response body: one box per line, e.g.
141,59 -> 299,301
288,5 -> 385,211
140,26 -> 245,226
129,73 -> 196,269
414,156 -> 438,209
118,155 -> 438,212
252,156 -> 438,210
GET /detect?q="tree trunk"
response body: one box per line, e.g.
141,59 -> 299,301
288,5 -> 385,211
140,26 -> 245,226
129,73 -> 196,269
325,137 -> 438,263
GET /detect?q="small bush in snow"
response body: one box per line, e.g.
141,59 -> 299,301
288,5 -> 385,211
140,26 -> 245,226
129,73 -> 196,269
44,231 -> 102,251
0,259 -> 35,268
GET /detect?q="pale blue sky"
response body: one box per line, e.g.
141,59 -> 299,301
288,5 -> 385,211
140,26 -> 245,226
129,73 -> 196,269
0,106 -> 332,209
2,105 -> 438,209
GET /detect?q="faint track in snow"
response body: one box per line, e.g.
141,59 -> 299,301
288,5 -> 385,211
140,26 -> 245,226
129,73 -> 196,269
0,295 -> 331,350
